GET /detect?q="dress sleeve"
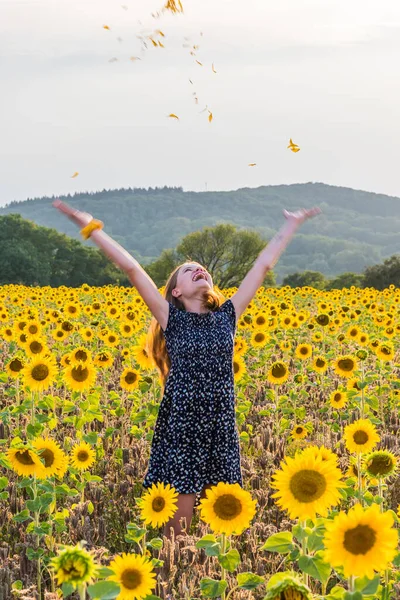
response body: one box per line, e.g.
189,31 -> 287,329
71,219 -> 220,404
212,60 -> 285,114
219,298 -> 237,333
162,301 -> 181,336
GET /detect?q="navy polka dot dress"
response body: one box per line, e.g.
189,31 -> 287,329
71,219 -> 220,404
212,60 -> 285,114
142,298 -> 243,507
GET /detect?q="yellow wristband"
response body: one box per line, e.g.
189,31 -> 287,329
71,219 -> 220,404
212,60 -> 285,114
80,219 -> 104,240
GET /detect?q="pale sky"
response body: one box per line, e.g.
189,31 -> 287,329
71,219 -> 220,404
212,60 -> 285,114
2,0 -> 400,206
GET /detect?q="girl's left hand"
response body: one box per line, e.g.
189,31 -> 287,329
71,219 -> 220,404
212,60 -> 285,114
283,206 -> 321,225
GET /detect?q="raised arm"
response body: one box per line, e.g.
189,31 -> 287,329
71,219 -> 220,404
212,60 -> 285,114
52,199 -> 169,330
229,207 -> 321,320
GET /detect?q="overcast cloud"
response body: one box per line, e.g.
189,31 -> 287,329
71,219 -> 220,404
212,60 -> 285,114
1,0 -> 400,206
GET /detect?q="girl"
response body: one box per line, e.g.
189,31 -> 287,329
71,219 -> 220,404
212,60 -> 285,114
53,199 -> 320,541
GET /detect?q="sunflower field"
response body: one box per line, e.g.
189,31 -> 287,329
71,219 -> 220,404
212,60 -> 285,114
0,282 -> 400,600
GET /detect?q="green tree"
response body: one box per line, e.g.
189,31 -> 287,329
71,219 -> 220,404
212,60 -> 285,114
282,271 -> 327,290
325,272 -> 364,290
362,255 -> 400,290
145,223 -> 276,289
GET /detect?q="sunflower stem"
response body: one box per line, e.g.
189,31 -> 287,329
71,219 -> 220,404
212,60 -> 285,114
348,574 -> 355,592
360,363 -> 365,419
221,532 -> 226,599
225,585 -> 239,600
357,452 -> 363,506
301,520 -> 309,587
78,583 -> 86,600
378,477 -> 384,512
142,528 -> 147,556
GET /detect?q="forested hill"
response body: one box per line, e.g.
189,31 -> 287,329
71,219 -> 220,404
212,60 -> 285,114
1,182 -> 400,281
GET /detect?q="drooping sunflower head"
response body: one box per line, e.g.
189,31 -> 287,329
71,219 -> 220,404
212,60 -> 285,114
6,445 -> 45,478
50,542 -> 99,589
343,419 -> 380,454
32,437 -> 68,480
315,314 -> 330,327
264,572 -> 312,600
198,482 -> 257,536
364,450 -> 398,480
139,481 -> 178,528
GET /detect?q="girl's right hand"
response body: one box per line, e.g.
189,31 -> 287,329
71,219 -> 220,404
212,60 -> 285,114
52,199 -> 94,228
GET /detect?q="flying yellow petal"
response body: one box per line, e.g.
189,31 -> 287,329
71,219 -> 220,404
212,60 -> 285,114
155,29 -> 165,37
290,147 -> 301,152
248,163 -> 257,166
158,41 -> 165,47
71,172 -> 79,178
129,56 -> 141,61
196,60 -> 203,66
208,111 -> 213,123
103,25 -> 111,30
212,63 -> 217,73
287,138 -> 299,148
150,38 -> 158,47
168,114 -> 179,119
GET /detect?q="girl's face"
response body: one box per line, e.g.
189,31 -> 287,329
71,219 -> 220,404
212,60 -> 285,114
173,263 -> 213,299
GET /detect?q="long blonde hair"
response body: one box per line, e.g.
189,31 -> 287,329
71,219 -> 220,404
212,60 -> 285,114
146,262 -> 226,391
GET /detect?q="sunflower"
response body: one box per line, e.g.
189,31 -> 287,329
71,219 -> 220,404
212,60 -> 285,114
313,356 -> 328,374
25,320 -> 42,337
69,441 -> 96,471
50,542 -> 99,590
291,425 -> 308,440
21,355 -> 58,393
52,328 -> 68,342
358,332 -> 369,347
63,361 -> 97,393
322,503 -> 398,579
139,482 -> 178,527
329,390 -> 348,409
131,334 -> 155,370
315,314 -> 330,327
250,330 -> 269,348
375,342 -> 395,362
343,419 -> 380,454
280,315 -> 292,329
94,351 -> 114,369
264,572 -> 312,600
107,553 -> 157,600
1,326 -> 14,341
78,327 -> 94,342
295,343 -> 312,361
32,437 -> 68,479
233,355 -> 247,383
302,445 -> 339,465
333,355 -> 358,378
25,336 -> 49,359
5,356 -> 25,379
279,340 -> 292,353
267,362 -> 289,385
270,451 -> 344,521
364,450 -> 398,480
69,346 -> 93,366
120,367 -> 141,391
6,445 -> 45,477
198,482 -> 257,535
119,321 -> 136,338
346,325 -> 360,341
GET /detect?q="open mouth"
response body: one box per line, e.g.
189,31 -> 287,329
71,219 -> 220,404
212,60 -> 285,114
192,273 -> 207,282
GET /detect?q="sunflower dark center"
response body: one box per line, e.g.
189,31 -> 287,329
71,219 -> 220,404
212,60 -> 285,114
125,372 -> 137,384
380,346 -> 391,356
333,393 -> 342,402
31,364 -> 50,381
316,314 -> 329,326
316,358 -> 325,368
28,325 -> 39,334
271,363 -> 287,379
338,359 -> 355,372
30,341 -> 43,353
16,450 -> 35,465
10,358 -> 24,372
152,497 -> 166,512
295,427 -> 304,434
289,469 -> 327,503
75,350 -> 88,361
213,494 -> 242,520
109,336 -> 116,343
40,448 -> 55,467
343,524 -> 376,555
255,333 -> 265,343
121,568 -> 142,589
300,347 -> 308,355
233,362 -> 239,374
71,366 -> 89,382
353,430 -> 369,445
77,450 -> 89,462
